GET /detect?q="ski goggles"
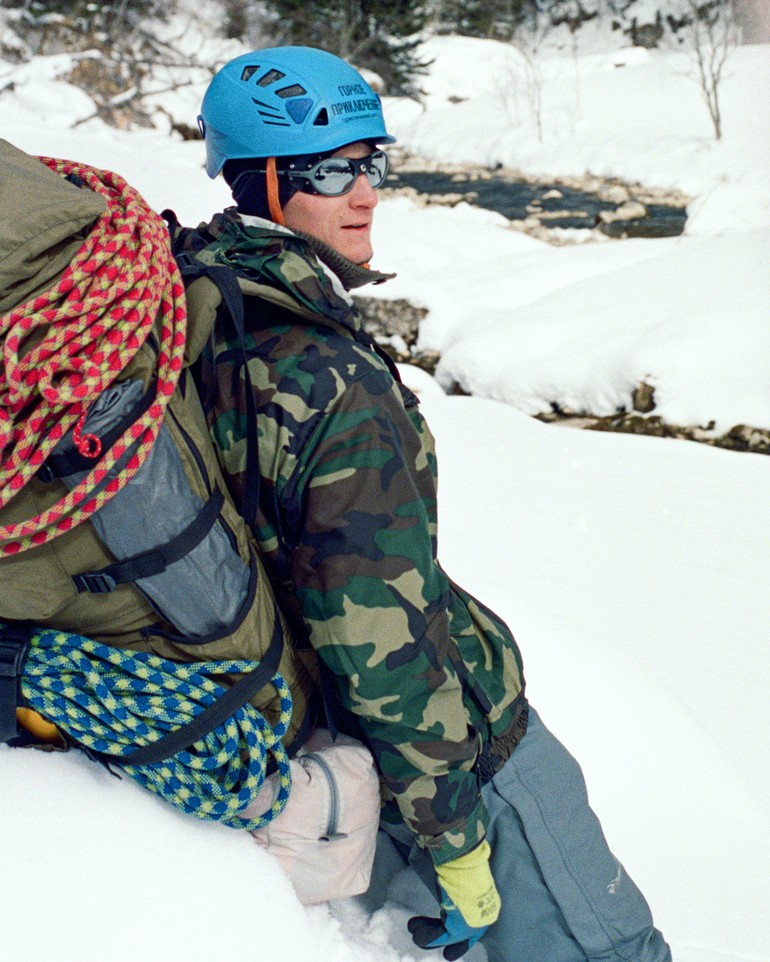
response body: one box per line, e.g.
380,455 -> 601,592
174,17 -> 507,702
279,150 -> 389,197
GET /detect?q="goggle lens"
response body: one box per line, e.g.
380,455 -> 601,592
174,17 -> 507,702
286,150 -> 389,196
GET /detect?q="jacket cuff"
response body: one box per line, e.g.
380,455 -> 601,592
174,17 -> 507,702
420,795 -> 490,867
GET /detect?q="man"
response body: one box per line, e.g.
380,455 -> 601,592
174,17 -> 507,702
191,45 -> 671,962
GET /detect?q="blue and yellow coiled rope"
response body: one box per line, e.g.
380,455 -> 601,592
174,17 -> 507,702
19,627 -> 292,830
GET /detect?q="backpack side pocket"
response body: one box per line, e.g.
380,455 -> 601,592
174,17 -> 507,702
248,729 -> 381,904
52,379 -> 250,639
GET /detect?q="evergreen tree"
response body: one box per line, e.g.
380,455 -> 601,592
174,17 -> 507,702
433,0 -> 530,39
262,0 -> 430,95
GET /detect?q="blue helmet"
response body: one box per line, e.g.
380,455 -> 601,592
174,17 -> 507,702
199,46 -> 396,178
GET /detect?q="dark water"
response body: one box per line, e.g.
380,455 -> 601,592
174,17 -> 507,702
385,168 -> 687,238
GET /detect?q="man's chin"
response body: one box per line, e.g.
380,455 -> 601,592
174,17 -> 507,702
349,242 -> 374,265
336,231 -> 372,265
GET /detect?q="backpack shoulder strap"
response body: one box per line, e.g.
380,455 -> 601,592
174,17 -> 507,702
162,211 -> 260,527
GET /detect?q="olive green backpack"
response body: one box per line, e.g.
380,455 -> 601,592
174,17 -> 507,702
0,139 -> 315,754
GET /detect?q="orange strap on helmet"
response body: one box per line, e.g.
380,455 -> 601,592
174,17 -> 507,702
266,157 -> 286,226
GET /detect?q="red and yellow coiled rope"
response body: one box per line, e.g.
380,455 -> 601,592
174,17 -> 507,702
0,158 -> 187,556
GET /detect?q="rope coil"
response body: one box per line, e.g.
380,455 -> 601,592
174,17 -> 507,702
20,627 -> 292,830
0,158 -> 187,556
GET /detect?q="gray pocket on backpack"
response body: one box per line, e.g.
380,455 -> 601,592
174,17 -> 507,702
53,379 -> 251,639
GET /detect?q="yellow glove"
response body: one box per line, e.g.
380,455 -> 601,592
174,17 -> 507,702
408,840 -> 501,960
436,840 -> 502,928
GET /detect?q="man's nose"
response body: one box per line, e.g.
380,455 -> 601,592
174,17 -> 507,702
349,172 -> 378,207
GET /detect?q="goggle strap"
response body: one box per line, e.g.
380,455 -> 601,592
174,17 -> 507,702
267,156 -> 285,225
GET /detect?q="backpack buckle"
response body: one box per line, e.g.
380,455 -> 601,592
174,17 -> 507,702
0,623 -> 33,743
174,252 -> 205,279
73,571 -> 118,594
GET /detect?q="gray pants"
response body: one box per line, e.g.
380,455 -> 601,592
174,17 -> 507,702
365,708 -> 671,962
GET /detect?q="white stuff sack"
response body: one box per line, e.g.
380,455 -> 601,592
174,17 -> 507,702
246,729 -> 381,904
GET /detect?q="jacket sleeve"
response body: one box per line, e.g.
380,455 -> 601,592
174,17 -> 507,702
285,365 -> 488,865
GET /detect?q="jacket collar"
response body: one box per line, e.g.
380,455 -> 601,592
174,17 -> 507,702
198,208 -> 394,332
291,228 -> 396,291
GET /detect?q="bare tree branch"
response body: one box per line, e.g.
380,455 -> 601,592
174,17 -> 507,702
72,79 -> 195,128
685,0 -> 738,140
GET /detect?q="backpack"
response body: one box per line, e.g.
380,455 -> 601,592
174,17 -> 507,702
0,139 -> 316,755
0,146 -> 385,901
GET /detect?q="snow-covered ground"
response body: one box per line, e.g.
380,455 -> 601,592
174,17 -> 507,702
377,34 -> 770,432
1,15 -> 768,962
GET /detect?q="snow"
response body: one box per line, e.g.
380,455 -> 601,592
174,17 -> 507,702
436,228 -> 770,430
373,35 -> 770,434
1,16 -> 768,962
385,36 -> 770,232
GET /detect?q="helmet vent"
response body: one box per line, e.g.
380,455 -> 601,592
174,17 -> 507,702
257,68 -> 286,87
276,83 -> 307,99
312,108 -> 329,127
251,96 -> 291,126
240,65 -> 260,82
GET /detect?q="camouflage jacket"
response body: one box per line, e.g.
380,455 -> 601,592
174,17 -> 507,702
189,209 -> 528,866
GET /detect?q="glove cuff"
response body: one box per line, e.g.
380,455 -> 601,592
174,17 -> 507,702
435,840 -> 501,928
